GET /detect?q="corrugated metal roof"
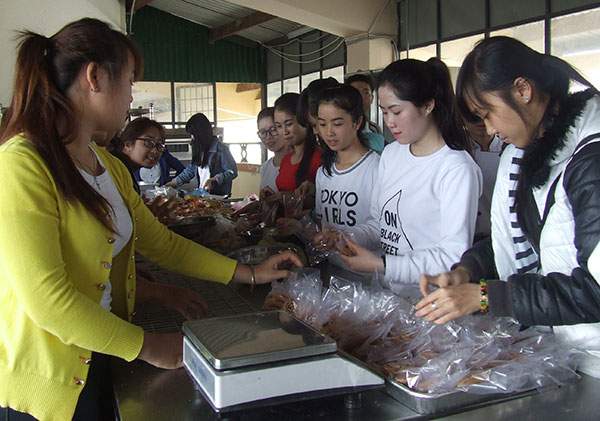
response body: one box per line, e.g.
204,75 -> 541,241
145,0 -> 311,43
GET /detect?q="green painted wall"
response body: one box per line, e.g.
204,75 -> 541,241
130,7 -> 264,83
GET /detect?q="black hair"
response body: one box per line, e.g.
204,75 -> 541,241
186,113 -> 214,168
378,58 -> 469,152
274,93 -> 319,188
109,117 -> 165,153
345,74 -> 375,92
257,106 -> 274,123
318,85 -> 369,176
0,18 -> 143,232
456,36 -> 597,239
456,36 -> 594,126
297,78 -> 340,128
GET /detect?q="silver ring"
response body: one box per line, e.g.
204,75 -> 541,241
431,302 -> 437,309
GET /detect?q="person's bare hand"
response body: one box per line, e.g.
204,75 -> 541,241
203,177 -> 216,192
419,266 -> 471,296
414,283 -> 481,324
159,284 -> 208,320
294,181 -> 315,199
254,250 -> 303,283
138,332 -> 183,369
338,239 -> 383,274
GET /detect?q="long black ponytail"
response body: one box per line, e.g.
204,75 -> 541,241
377,58 -> 469,151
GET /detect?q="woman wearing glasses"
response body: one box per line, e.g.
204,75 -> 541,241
165,113 -> 238,196
257,107 -> 289,201
109,117 -> 183,194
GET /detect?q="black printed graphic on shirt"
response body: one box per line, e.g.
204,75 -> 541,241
379,189 -> 413,255
320,189 -> 358,227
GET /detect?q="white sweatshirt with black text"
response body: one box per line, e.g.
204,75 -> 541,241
351,142 -> 482,288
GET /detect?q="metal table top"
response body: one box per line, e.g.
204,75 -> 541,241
113,263 -> 599,420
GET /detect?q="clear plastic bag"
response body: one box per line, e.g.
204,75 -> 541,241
263,271 -> 581,395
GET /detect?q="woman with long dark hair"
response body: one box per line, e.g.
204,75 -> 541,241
0,18 -> 299,420
274,93 -> 322,192
165,112 -> 237,196
313,85 -> 380,271
340,58 -> 482,288
416,36 -> 600,378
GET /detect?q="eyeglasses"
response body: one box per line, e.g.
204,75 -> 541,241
257,127 -> 279,139
136,137 -> 167,152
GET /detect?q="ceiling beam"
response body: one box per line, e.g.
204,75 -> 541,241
126,0 -> 154,13
209,11 -> 277,43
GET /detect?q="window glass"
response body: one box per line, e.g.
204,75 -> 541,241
299,32 -> 324,74
283,77 -> 300,94
490,0 -> 545,27
266,48 -> 282,83
441,0 -> 485,38
302,72 -> 321,90
406,44 -> 437,61
491,20 -> 545,53
322,34 -> 346,69
400,0 -> 437,49
322,66 -> 345,83
131,82 -> 172,123
174,82 -> 215,124
283,42 -> 301,78
551,8 -> 600,88
552,0 -> 599,13
267,82 -> 282,107
440,34 -> 484,85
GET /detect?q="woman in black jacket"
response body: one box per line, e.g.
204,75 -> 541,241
415,36 -> 600,378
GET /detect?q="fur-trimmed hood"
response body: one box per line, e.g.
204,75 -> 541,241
519,88 -> 598,190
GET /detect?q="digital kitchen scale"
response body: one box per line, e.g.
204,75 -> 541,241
182,311 -> 384,412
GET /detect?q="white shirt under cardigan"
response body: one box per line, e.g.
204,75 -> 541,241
79,149 -> 133,311
350,142 -> 482,288
259,157 -> 279,192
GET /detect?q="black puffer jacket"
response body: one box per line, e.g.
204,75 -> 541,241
459,90 -> 600,326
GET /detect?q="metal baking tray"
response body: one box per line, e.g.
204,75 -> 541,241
182,311 -> 337,370
384,378 -> 538,415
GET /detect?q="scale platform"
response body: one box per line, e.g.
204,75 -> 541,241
182,311 -> 384,412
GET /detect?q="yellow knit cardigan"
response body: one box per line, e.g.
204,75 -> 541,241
0,136 -> 237,421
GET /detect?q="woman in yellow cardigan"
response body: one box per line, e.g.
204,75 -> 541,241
0,18 -> 300,421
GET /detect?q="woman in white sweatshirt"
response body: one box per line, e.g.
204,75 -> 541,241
341,58 -> 482,289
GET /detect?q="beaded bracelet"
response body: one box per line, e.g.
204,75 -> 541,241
480,279 -> 489,315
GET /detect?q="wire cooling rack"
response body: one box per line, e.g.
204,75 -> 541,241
131,267 -> 255,333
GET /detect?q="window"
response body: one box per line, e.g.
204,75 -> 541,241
491,20 -> 545,53
441,34 -> 484,84
489,0 -> 545,27
174,83 -> 215,124
283,77 -> 300,94
267,82 -> 282,107
407,44 -> 436,61
301,72 -> 321,90
131,82 -> 172,124
551,7 -> 600,88
322,66 -> 345,83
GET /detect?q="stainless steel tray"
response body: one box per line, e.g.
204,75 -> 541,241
182,311 -> 336,370
384,378 -> 538,415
